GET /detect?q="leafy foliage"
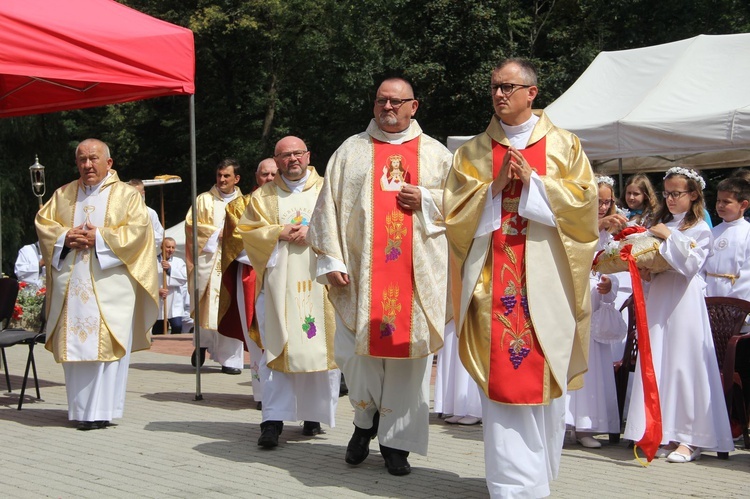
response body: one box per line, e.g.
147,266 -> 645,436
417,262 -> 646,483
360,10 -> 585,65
1,0 -> 749,273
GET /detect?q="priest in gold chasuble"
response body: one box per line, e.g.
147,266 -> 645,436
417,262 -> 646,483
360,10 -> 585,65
217,158 -> 278,405
238,137 -> 339,447
444,59 -> 598,498
185,159 -> 245,373
308,78 -> 452,474
35,138 -> 158,430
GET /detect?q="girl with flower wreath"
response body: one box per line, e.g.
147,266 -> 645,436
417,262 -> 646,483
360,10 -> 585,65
623,167 -> 733,463
566,175 -> 626,448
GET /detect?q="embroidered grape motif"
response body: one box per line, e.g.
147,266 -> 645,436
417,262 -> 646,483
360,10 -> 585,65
380,322 -> 395,338
500,295 -> 517,315
302,316 -> 317,339
520,295 -> 529,318
508,346 -> 530,369
385,247 -> 401,262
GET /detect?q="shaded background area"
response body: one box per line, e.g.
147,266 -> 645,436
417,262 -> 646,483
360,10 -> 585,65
2,0 -> 749,273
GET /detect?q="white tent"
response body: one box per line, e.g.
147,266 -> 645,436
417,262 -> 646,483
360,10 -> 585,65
545,33 -> 750,174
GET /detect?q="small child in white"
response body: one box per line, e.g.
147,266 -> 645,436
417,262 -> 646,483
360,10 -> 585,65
705,174 -> 750,301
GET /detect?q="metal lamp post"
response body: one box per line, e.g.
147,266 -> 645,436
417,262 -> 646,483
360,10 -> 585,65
29,155 -> 46,208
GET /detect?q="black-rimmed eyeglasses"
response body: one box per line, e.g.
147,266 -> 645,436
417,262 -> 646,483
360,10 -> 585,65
275,150 -> 309,160
374,98 -> 414,108
662,190 -> 690,200
491,83 -> 532,96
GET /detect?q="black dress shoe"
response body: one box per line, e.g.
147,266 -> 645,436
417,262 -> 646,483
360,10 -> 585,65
76,421 -> 98,431
221,366 -> 242,375
302,421 -> 323,436
380,445 -> 411,476
95,421 -> 117,429
345,412 -> 379,465
191,347 -> 207,367
258,421 -> 283,448
256,401 -> 262,410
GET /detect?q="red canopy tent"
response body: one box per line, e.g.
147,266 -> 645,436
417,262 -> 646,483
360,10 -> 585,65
0,0 -> 194,117
0,0 -> 207,397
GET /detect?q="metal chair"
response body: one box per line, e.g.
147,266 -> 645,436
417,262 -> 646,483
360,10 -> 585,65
0,277 -> 47,410
705,296 -> 750,450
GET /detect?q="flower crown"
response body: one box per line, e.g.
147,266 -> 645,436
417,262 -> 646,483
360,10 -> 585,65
597,175 -> 615,187
664,167 -> 706,190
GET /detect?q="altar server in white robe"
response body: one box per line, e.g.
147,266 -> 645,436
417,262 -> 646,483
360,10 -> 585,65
566,176 -> 624,448
127,178 -> 164,251
238,137 -> 339,448
35,138 -> 158,430
14,241 -> 45,288
705,174 -> 750,303
434,320 -> 483,425
154,237 -> 188,335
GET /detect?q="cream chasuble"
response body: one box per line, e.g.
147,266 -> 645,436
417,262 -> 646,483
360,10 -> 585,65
238,168 -> 335,373
444,112 -> 599,404
35,170 -> 159,363
64,182 -> 123,360
307,120 -> 452,359
186,186 -> 240,330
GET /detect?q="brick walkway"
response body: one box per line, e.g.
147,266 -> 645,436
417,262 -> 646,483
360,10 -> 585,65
0,336 -> 746,498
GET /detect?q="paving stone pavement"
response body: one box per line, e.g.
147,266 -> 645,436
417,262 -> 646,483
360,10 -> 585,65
0,334 -> 747,498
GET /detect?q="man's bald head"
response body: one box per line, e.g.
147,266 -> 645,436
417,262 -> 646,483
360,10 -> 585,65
256,158 -> 278,187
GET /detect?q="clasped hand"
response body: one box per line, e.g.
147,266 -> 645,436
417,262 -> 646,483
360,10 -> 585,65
280,223 -> 309,245
65,223 -> 96,250
492,146 -> 531,197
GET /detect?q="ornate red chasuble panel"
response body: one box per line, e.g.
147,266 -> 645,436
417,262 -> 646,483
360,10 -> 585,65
368,138 -> 419,358
489,138 -> 548,404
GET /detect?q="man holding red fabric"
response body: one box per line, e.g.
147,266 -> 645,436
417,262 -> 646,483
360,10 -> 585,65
308,77 -> 452,475
444,59 -> 598,497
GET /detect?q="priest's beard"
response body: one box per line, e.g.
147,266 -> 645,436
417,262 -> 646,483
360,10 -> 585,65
377,112 -> 399,128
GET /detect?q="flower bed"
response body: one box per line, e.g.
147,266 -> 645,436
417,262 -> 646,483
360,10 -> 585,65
12,282 -> 45,331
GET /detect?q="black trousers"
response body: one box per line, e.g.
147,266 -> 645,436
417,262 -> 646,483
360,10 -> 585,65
152,317 -> 183,335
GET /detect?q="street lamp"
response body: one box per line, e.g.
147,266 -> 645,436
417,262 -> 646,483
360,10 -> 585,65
29,155 -> 46,208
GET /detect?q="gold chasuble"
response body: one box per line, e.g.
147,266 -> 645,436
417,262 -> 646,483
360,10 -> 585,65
369,139 -> 418,358
444,112 -> 598,405
35,171 -> 159,363
185,185 -> 241,330
238,168 -> 335,373
218,194 -> 260,349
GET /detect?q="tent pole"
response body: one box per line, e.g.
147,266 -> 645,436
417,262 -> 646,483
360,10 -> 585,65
189,94 -> 203,400
0,189 -> 3,277
618,158 -> 624,196
160,185 -> 168,335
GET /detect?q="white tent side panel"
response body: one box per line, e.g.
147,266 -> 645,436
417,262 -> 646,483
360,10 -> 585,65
545,33 -> 750,170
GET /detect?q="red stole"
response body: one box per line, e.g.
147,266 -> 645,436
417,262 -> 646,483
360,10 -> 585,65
368,138 -> 419,357
488,138 -> 548,404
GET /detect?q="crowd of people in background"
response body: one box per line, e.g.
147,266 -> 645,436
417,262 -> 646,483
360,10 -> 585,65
12,57 -> 750,499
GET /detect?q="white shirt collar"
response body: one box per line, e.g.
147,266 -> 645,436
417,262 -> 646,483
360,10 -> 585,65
81,172 -> 112,195
499,114 -> 539,149
281,169 -> 310,193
